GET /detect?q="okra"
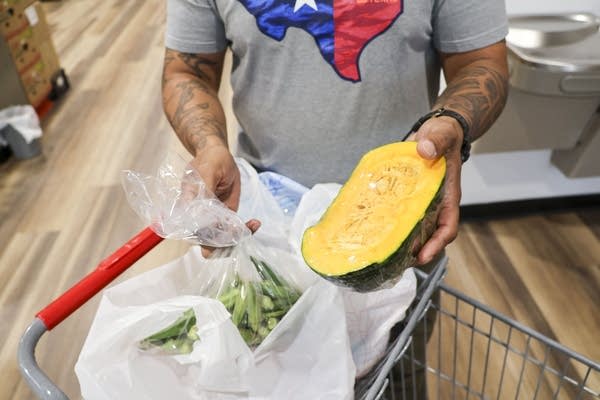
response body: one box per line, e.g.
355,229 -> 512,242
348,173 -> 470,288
159,338 -> 194,354
231,283 -> 247,326
263,309 -> 286,318
218,287 -> 240,309
261,296 -> 275,311
142,308 -> 196,342
139,309 -> 201,355
258,326 -> 270,339
187,325 -> 199,341
267,317 -> 278,330
246,282 -> 261,333
215,256 -> 302,348
238,328 -> 255,344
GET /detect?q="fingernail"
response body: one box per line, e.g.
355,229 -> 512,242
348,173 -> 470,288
420,140 -> 437,159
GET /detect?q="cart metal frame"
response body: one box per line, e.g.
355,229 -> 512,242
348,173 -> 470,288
361,267 -> 600,400
18,228 -> 600,399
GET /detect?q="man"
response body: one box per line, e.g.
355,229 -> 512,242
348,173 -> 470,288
162,0 -> 508,395
162,0 -> 508,266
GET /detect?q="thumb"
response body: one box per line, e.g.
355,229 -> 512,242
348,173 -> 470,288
414,118 -> 460,160
416,138 -> 439,160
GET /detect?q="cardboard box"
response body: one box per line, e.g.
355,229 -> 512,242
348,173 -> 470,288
19,57 -> 52,107
7,25 -> 40,72
4,2 -> 59,74
0,0 -> 35,37
29,2 -> 59,74
1,0 -> 60,109
26,2 -> 50,40
38,37 -> 58,74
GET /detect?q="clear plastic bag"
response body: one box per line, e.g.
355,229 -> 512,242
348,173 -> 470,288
170,236 -> 304,350
121,157 -> 250,247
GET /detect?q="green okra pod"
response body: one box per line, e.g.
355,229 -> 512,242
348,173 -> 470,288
267,317 -> 278,330
142,308 -> 196,343
218,287 -> 240,309
187,325 -> 199,341
246,282 -> 261,333
261,296 -> 275,311
231,282 -> 247,327
263,309 -> 286,318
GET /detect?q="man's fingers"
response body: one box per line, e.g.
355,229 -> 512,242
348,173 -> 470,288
246,219 -> 261,234
201,219 -> 261,258
417,219 -> 458,264
418,178 -> 461,264
201,245 -> 216,258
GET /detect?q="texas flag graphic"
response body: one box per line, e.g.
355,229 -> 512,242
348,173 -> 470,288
238,0 -> 404,82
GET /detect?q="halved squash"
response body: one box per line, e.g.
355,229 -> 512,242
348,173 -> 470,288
301,142 -> 446,292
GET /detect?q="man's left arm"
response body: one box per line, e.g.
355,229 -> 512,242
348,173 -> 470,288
412,40 -> 509,264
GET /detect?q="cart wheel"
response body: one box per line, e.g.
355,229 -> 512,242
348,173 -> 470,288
49,69 -> 70,101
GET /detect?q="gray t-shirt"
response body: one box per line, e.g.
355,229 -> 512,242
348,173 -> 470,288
166,0 -> 508,187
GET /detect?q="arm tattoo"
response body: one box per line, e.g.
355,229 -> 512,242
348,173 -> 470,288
435,62 -> 508,140
169,79 -> 226,151
162,50 -> 176,88
162,50 -> 227,154
176,52 -> 218,84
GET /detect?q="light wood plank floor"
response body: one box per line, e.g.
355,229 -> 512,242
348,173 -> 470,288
0,1 -> 598,399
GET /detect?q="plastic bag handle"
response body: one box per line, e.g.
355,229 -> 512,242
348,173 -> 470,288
36,227 -> 163,330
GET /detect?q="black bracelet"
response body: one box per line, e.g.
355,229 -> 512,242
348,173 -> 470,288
404,107 -> 472,163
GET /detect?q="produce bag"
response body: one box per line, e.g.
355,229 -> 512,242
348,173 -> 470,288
171,237 -> 304,349
75,247 -> 354,400
122,156 -> 250,247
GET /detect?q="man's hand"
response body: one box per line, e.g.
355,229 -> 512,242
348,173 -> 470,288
189,144 -> 241,211
409,40 -> 509,264
409,116 -> 463,264
163,48 -> 261,236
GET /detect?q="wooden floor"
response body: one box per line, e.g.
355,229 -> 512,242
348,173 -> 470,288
0,1 -> 598,399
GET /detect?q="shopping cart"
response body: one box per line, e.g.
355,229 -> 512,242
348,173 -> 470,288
18,228 -> 600,399
358,267 -> 600,400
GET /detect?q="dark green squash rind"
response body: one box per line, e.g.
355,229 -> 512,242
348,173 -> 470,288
307,180 -> 444,293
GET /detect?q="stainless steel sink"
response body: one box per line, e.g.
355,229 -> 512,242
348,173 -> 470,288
507,13 -> 599,49
473,13 -> 600,177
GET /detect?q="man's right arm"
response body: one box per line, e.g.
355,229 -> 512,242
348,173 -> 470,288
162,48 -> 242,210
162,48 -> 227,156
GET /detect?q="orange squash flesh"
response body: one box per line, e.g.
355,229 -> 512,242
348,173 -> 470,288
301,142 -> 446,291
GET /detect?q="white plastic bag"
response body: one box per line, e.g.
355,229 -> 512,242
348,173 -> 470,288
0,105 -> 41,143
76,296 -> 253,400
75,248 -> 355,400
287,182 -> 417,378
79,157 -> 414,399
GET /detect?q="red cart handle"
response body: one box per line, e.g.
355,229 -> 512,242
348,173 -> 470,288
36,227 -> 164,330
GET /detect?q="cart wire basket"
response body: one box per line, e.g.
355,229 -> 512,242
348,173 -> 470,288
357,267 -> 600,400
18,228 -> 600,399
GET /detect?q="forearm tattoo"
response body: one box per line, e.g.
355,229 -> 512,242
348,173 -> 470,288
163,50 -> 226,154
435,61 -> 508,140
